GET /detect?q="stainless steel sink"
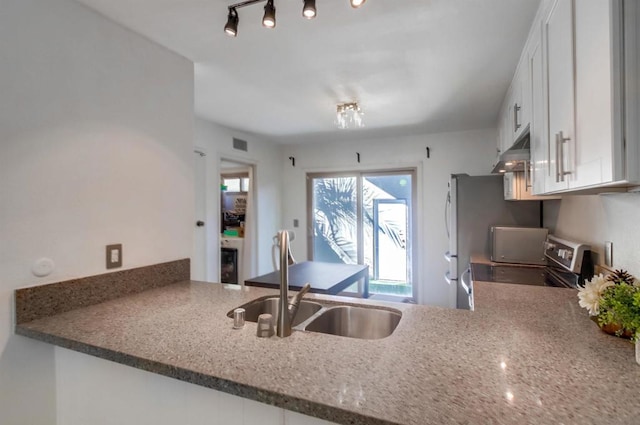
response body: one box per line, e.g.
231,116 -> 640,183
302,305 -> 401,339
228,296 -> 323,327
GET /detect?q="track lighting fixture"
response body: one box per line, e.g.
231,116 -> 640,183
302,0 -> 316,19
262,0 -> 276,28
224,0 -> 365,37
224,8 -> 239,37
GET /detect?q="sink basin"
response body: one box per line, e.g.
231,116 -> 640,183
303,305 -> 401,339
228,297 -> 323,327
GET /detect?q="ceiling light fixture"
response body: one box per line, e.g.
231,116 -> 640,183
302,0 -> 317,19
262,0 -> 276,28
224,8 -> 239,37
336,102 -> 364,130
224,0 -> 364,37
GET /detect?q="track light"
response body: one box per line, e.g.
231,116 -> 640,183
224,8 -> 239,37
302,0 -> 316,19
223,0 -> 366,37
263,0 -> 276,28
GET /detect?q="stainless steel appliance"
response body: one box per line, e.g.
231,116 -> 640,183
544,235 -> 594,288
490,226 -> 548,265
445,174 -> 542,310
470,234 -> 594,292
221,237 -> 244,284
221,247 -> 238,284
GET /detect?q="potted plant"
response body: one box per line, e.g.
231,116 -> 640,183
578,270 -> 640,364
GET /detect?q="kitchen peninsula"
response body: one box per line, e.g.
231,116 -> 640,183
15,265 -> 640,425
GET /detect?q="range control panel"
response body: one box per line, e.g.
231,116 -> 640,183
544,235 -> 589,273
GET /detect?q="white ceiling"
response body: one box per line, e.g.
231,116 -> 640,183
73,0 -> 540,142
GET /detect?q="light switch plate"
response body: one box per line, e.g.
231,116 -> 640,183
106,244 -> 123,269
604,241 -> 613,267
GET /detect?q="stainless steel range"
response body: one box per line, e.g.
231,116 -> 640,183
544,235 -> 594,288
470,234 -> 594,293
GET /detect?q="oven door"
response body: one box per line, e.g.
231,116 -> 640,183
545,266 -> 580,288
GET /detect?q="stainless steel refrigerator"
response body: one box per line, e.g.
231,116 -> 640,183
445,174 -> 541,309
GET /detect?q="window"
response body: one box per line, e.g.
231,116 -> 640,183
308,170 -> 416,299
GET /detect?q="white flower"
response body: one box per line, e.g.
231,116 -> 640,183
577,274 -> 614,316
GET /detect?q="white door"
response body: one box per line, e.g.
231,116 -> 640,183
571,0 -> 614,188
529,23 -> 547,196
544,0 -> 573,192
192,150 -> 207,280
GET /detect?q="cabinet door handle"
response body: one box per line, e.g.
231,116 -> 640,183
555,132 -> 561,182
513,103 -> 522,132
524,160 -> 532,190
558,131 -> 571,182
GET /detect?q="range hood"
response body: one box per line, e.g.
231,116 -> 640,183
491,131 -> 530,174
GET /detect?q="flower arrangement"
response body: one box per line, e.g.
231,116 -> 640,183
578,269 -> 640,341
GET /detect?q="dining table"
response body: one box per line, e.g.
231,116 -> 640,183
244,261 -> 370,298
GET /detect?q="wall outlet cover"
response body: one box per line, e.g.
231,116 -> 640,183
605,241 -> 613,267
106,244 -> 123,269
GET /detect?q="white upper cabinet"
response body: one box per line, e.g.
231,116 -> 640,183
571,0 -> 616,188
543,0 -> 575,193
503,0 -> 640,195
512,57 -> 531,142
529,21 -> 547,196
496,58 -> 531,155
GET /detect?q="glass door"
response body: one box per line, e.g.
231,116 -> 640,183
310,175 -> 358,265
308,170 -> 415,299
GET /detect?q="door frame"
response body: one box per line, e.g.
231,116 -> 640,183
192,148 -> 208,281
306,167 -> 418,300
217,155 -> 258,285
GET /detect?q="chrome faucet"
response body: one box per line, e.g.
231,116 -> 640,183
276,230 -> 311,337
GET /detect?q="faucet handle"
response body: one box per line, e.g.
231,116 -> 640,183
288,283 -> 312,321
298,282 -> 311,297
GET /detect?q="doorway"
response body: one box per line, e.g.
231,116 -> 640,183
307,169 -> 416,299
219,159 -> 255,285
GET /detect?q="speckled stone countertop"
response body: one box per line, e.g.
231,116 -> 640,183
16,281 -> 640,425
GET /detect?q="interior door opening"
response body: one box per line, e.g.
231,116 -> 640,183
308,170 -> 416,300
219,159 -> 255,285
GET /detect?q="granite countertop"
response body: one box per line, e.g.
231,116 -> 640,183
15,280 -> 640,425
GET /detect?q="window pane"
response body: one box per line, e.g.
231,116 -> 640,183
224,178 -> 240,192
311,177 -> 357,264
241,177 -> 250,192
364,174 -> 412,297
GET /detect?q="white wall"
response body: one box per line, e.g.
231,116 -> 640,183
280,128 -> 497,307
0,0 -> 194,423
544,193 -> 640,276
194,118 -> 282,281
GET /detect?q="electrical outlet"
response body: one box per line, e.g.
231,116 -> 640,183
604,241 -> 613,267
293,219 -> 299,228
106,244 -> 123,269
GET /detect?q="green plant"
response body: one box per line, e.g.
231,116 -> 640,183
597,282 -> 640,341
578,271 -> 640,341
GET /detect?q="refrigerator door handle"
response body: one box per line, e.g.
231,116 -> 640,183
445,271 -> 458,285
444,251 -> 457,262
460,268 -> 473,311
445,191 -> 451,238
460,268 -> 472,295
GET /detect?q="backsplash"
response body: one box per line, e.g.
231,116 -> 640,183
15,259 -> 190,324
543,193 -> 640,276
